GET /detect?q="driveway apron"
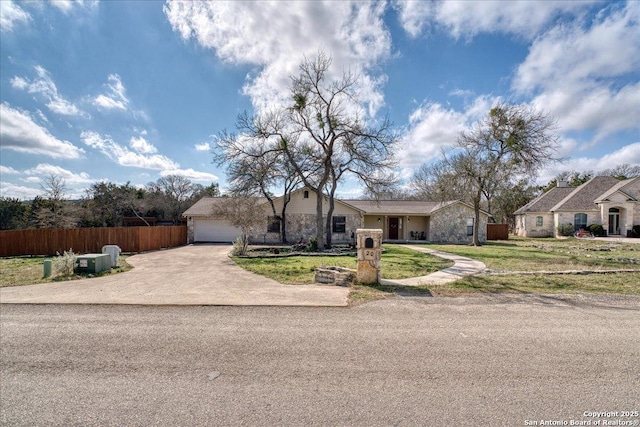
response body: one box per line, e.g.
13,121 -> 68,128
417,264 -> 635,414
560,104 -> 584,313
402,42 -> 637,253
0,245 -> 349,306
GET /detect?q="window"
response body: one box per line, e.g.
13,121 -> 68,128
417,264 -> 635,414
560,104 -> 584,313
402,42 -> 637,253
466,218 -> 474,236
574,213 -> 587,231
332,216 -> 346,233
267,216 -> 281,233
303,190 -> 309,199
536,216 -> 543,227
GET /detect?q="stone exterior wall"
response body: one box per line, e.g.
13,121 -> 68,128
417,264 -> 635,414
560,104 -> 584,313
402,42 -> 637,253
187,217 -> 195,243
515,213 -> 555,237
429,204 -> 488,243
249,213 -> 362,245
554,211 -> 600,236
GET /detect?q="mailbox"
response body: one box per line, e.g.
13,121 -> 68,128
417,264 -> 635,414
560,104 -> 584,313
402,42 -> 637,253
356,229 -> 382,284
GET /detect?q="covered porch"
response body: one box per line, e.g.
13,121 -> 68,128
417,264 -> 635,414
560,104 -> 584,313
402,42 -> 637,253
363,215 -> 430,242
600,204 -> 633,236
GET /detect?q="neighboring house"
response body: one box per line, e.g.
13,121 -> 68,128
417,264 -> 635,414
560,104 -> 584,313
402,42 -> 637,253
182,187 -> 489,245
514,176 -> 640,237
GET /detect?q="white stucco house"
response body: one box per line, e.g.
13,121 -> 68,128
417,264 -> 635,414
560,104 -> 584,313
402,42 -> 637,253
182,187 -> 489,245
514,176 -> 640,237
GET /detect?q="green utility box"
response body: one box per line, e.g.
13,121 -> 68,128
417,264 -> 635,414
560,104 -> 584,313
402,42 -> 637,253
76,253 -> 111,274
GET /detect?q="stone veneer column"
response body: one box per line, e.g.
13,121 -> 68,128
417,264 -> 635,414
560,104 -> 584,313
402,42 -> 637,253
356,229 -> 382,284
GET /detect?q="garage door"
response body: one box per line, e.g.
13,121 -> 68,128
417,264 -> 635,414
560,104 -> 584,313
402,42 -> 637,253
194,219 -> 242,243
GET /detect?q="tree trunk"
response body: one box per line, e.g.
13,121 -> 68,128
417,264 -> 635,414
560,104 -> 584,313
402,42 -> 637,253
473,195 -> 481,246
325,196 -> 335,249
314,189 -> 324,250
280,202 -> 288,244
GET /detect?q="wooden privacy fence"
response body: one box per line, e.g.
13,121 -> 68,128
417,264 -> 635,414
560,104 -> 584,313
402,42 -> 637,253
487,224 -> 509,240
0,226 -> 187,257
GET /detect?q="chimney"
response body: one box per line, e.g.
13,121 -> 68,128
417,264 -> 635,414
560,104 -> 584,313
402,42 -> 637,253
557,180 -> 568,188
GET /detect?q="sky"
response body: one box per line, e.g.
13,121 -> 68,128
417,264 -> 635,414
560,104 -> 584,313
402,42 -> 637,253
1,0 -> 639,200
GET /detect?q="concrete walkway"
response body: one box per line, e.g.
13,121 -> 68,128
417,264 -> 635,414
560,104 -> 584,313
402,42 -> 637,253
0,245 -> 349,307
380,245 -> 486,287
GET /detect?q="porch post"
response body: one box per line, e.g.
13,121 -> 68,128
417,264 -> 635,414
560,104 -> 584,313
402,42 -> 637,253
384,215 -> 388,240
601,204 -> 609,235
405,216 -> 409,240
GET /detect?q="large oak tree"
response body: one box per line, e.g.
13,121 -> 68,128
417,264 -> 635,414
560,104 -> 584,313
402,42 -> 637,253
413,103 -> 559,245
216,52 -> 397,249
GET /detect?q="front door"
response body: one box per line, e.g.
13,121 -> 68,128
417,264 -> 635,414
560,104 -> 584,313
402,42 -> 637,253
608,213 -> 620,235
389,217 -> 399,240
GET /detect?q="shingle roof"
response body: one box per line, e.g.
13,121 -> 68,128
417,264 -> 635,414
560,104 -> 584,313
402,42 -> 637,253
185,196 -> 487,217
595,177 -> 638,202
513,186 -> 575,215
619,176 -> 640,200
183,197 -> 268,217
551,176 -> 621,211
342,199 -> 452,215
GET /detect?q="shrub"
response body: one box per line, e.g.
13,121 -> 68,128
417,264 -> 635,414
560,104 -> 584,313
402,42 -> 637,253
232,235 -> 249,256
556,223 -> 574,237
588,224 -> 606,237
306,236 -> 318,252
54,248 -> 77,277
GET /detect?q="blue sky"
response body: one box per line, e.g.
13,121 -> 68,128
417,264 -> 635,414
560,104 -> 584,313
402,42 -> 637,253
1,0 -> 639,200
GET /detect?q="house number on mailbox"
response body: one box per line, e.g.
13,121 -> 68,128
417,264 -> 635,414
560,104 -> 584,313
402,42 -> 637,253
364,250 -> 375,259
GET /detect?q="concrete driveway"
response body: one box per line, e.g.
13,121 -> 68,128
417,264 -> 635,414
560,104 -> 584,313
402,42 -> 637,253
0,245 -> 349,306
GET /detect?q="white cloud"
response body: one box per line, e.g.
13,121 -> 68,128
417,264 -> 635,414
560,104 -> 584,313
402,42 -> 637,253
194,142 -> 211,152
399,103 -> 466,170
130,136 -> 157,154
164,1 -> 391,115
514,2 -> 640,139
397,96 -> 498,173
515,5 -> 639,92
537,142 -> 640,184
10,76 -> 28,90
93,74 -> 129,111
0,182 -> 42,200
531,82 -> 640,141
160,168 -> 218,182
0,102 -> 84,159
24,163 -> 94,184
10,66 -> 86,117
394,0 -> 592,39
0,165 -> 21,175
80,130 -> 178,170
49,0 -> 96,14
0,0 -> 31,32
94,94 -> 125,110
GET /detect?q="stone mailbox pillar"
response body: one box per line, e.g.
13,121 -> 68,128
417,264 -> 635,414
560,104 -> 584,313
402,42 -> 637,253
356,229 -> 382,284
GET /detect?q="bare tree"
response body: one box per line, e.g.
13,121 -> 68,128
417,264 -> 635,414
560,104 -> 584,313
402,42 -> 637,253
220,52 -> 397,249
147,175 -> 202,224
217,142 -> 301,243
37,174 -> 77,228
598,164 -> 640,179
411,159 -> 468,202
415,103 -> 559,245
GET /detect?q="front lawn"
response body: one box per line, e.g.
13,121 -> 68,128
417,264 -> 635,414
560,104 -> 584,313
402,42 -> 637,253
428,237 -> 640,272
231,245 -> 453,285
438,272 -> 640,296
233,238 -> 640,300
424,237 -> 640,296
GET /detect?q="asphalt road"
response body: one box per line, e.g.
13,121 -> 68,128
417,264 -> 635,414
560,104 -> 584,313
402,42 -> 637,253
1,295 -> 639,426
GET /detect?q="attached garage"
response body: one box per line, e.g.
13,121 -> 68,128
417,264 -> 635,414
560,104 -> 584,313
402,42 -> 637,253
193,219 -> 241,243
